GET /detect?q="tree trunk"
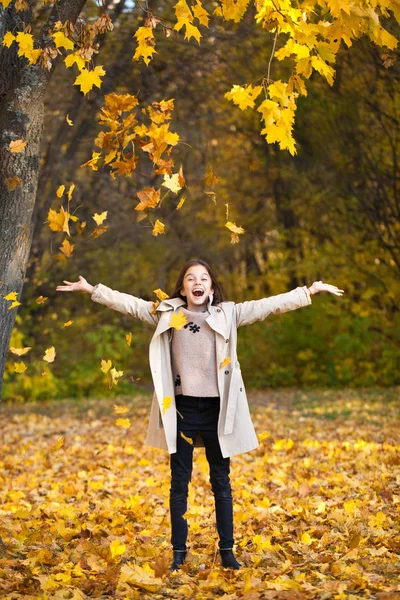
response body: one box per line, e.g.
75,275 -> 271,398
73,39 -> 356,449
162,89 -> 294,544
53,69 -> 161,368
0,0 -> 87,400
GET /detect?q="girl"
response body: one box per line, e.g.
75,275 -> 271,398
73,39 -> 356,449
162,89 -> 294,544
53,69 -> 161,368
56,260 -> 344,571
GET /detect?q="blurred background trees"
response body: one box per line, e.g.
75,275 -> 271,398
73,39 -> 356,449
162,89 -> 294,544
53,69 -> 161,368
4,1 -> 400,401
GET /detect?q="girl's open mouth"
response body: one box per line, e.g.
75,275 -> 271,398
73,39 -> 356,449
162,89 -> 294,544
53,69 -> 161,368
193,290 -> 204,297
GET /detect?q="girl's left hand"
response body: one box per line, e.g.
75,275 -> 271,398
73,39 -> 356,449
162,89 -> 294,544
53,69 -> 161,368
309,281 -> 345,296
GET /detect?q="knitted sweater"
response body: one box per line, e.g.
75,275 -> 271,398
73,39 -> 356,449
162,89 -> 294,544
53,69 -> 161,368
171,306 -> 219,398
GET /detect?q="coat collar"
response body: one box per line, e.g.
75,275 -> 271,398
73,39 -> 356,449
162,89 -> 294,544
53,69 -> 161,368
156,295 -> 216,312
153,296 -> 230,339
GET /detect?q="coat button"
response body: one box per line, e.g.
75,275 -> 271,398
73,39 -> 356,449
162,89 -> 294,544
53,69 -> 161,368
225,339 -> 229,343
225,370 -> 229,375
240,387 -> 243,392
217,308 -> 221,312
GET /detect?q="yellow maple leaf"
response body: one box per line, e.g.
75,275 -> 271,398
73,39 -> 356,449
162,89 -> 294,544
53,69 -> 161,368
169,309 -> 187,331
135,187 -> 160,211
301,531 -> 316,545
9,139 -> 27,153
110,539 -> 126,558
81,151 -> 101,171
2,31 -> 16,47
192,0 -> 210,26
110,367 -> 123,386
56,185 -> 65,198
47,207 -> 71,235
66,114 -> 73,126
52,31 -> 74,51
64,52 -> 86,70
4,291 -> 18,301
162,172 -> 182,193
101,359 -> 112,373
115,418 -> 131,429
180,431 -> 193,445
14,362 -> 27,373
176,196 -> 185,210
114,404 -> 130,415
225,84 -> 263,110
9,346 -> 32,356
152,219 -> 165,236
67,183 -> 75,200
162,395 -> 172,414
43,347 -> 56,363
220,357 -> 231,368
59,238 -> 74,258
15,32 -> 34,58
126,332 -> 132,345
62,320 -> 73,327
93,211 -> 107,225
8,300 -> 21,309
74,66 -> 106,95
133,26 -> 157,66
153,288 -> 169,301
36,296 -> 48,304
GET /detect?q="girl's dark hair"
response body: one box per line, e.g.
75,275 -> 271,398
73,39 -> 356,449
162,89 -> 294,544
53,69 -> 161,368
170,259 -> 226,305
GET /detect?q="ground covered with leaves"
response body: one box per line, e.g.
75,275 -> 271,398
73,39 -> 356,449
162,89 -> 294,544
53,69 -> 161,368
1,388 -> 399,599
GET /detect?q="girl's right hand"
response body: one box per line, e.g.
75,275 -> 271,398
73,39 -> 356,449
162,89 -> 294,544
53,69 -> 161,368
56,275 -> 94,294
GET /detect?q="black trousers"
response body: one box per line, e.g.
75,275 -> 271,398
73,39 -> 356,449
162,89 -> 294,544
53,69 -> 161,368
169,394 -> 234,552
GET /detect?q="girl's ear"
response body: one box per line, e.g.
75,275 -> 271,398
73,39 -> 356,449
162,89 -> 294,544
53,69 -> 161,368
180,289 -> 186,297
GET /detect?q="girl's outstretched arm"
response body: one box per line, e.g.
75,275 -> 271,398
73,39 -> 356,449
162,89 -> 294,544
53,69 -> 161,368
235,281 -> 345,328
56,276 -> 158,326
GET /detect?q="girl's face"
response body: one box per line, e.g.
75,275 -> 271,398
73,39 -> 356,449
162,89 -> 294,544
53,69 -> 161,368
180,264 -> 214,311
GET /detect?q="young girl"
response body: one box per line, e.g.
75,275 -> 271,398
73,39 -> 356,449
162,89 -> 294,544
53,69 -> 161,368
56,260 -> 344,571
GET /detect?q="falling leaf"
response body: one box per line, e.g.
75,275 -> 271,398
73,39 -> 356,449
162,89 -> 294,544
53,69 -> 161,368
56,185 -> 65,198
47,206 -> 71,235
93,211 -> 107,225
59,238 -> 74,258
152,220 -> 165,236
176,196 -> 185,210
4,291 -> 18,301
153,288 -> 169,301
115,418 -> 131,429
67,184 -> 75,200
9,139 -> 27,153
14,362 -> 27,373
226,220 -> 245,244
204,168 -> 218,187
180,431 -> 193,445
220,357 -> 231,368
162,395 -> 172,414
169,309 -> 187,330
36,296 -> 48,304
62,320 -> 73,328
8,301 -> 21,309
9,346 -> 32,356
66,114 -> 73,126
91,226 -> 107,238
126,332 -> 132,345
135,187 -> 160,211
162,172 -> 182,194
43,347 -> 56,363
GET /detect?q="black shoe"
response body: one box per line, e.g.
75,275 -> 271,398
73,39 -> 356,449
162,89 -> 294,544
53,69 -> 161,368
170,550 -> 187,571
220,548 -> 241,569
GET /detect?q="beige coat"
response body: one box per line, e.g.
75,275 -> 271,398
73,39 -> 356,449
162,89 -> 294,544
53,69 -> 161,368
91,283 -> 312,458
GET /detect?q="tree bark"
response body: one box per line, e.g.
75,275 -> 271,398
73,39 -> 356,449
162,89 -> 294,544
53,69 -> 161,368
0,0 -> 87,400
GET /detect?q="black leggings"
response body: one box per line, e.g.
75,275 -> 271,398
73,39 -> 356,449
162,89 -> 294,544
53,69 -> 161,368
169,394 -> 234,552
